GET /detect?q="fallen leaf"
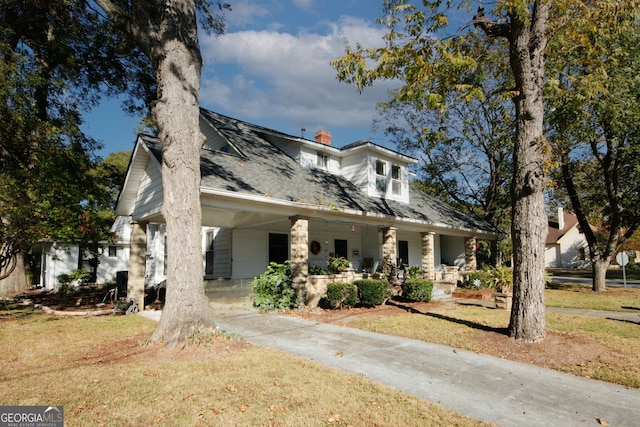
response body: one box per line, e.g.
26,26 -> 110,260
327,414 -> 341,423
143,372 -> 159,377
225,383 -> 237,393
239,405 -> 248,412
596,418 -> 609,425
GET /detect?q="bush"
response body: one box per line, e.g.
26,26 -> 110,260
487,266 -> 513,293
354,279 -> 391,307
57,269 -> 91,286
309,264 -> 330,275
324,282 -> 358,309
327,256 -> 350,273
461,270 -> 492,289
401,278 -> 433,302
251,261 -> 299,311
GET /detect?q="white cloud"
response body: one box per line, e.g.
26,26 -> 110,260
200,15 -> 395,139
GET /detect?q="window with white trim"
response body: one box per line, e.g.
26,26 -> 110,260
317,152 -> 328,169
391,165 -> 401,195
375,160 -> 386,192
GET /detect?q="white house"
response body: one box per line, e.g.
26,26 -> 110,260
33,215 -> 130,290
545,207 -> 590,268
114,109 -> 501,307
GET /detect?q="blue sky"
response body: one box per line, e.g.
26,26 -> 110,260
83,0 -> 394,157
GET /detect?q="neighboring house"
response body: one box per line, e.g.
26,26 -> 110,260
115,109 -> 501,307
32,215 -> 131,290
545,207 -> 590,268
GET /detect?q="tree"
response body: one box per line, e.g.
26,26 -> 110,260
93,0 -> 230,348
0,0 -> 153,292
332,1 -> 550,342
546,0 -> 640,291
375,32 -> 513,265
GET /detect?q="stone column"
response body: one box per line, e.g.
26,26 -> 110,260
381,227 -> 397,270
465,236 -> 477,272
128,221 -> 147,310
290,216 -> 309,304
421,232 -> 436,280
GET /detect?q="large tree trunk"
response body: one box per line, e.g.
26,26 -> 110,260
95,0 -> 217,348
0,252 -> 28,296
592,258 -> 609,292
146,0 -> 216,348
506,2 -> 550,343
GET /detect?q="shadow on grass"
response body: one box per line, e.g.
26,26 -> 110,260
386,299 -> 509,336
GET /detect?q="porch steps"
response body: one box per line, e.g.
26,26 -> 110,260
431,288 -> 450,300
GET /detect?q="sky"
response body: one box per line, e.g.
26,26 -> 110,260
83,0 -> 405,158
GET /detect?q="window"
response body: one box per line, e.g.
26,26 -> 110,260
205,231 -> 215,276
317,152 -> 328,169
391,165 -> 401,195
108,246 -> 123,257
578,247 -> 586,261
375,160 -> 386,192
398,240 -> 409,267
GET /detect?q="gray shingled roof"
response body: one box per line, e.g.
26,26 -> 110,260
141,109 -> 500,235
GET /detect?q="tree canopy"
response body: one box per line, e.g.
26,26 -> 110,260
546,0 -> 640,290
333,0 -> 550,342
0,0 -> 153,286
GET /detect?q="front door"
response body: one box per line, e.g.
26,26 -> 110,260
269,233 -> 289,264
335,239 -> 348,259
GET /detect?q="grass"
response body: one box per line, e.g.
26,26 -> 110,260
0,310 -> 494,427
347,285 -> 640,388
546,282 -> 640,311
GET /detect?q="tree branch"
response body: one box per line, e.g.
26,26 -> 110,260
473,7 -> 510,39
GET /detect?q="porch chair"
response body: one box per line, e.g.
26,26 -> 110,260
362,258 -> 374,273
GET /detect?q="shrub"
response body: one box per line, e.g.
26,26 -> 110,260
461,270 -> 492,289
309,264 -> 329,275
487,266 -> 513,293
406,265 -> 423,279
324,282 -> 358,309
401,278 -> 433,302
57,269 -> 91,286
327,256 -> 350,273
354,279 -> 391,307
251,261 -> 298,311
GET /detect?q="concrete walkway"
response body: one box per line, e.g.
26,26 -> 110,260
141,305 -> 640,426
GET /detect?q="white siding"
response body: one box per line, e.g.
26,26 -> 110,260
440,235 -> 466,268
132,163 -> 163,219
232,229 -> 268,279
340,152 -> 369,189
203,227 -> 232,278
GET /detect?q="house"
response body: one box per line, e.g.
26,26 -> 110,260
545,207 -> 590,268
31,215 -> 131,290
114,109 -> 501,308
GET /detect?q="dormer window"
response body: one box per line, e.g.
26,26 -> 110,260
317,152 -> 328,169
375,160 -> 386,192
392,165 -> 401,195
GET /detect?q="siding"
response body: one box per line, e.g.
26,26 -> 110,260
132,163 -> 163,219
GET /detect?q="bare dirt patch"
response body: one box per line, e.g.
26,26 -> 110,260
79,333 -> 253,366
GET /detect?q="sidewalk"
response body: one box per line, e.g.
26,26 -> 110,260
141,306 -> 640,426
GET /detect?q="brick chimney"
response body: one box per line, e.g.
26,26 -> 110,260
315,130 -> 331,145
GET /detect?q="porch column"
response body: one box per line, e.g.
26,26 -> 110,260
421,232 -> 436,280
465,236 -> 477,271
381,227 -> 397,270
290,216 -> 309,304
128,221 -> 147,310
